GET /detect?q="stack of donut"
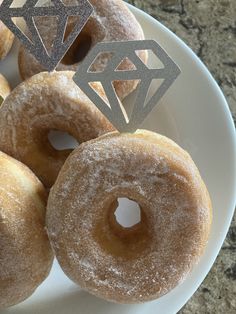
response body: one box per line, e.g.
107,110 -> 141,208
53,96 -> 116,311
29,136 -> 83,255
0,0 -> 212,309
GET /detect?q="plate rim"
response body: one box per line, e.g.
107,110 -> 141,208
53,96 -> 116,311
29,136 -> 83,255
129,3 -> 236,312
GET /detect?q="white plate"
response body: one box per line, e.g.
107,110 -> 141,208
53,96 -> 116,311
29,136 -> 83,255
1,4 -> 236,314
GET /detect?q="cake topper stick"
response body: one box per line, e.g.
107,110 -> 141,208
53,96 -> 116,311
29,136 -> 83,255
0,0 -> 93,71
73,40 -> 181,133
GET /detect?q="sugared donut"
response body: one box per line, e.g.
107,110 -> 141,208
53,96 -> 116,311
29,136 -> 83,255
0,74 -> 11,102
18,0 -> 147,100
0,151 -> 53,309
0,71 -> 114,188
0,0 -> 14,60
46,130 -> 212,303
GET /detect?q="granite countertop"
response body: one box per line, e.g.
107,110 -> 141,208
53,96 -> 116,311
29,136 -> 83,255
126,0 -> 236,313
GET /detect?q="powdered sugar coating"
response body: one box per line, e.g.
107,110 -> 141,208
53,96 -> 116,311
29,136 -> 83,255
0,71 -> 114,188
0,152 -> 53,309
47,130 -> 212,303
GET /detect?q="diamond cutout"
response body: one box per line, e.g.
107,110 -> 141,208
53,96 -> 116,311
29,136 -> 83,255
73,40 -> 181,132
146,49 -> 165,69
10,16 -> 26,38
33,15 -> 59,53
0,0 -> 93,71
87,51 -> 114,73
115,57 -> 137,71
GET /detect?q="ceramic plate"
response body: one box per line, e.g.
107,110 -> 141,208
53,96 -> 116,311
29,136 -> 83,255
0,4 -> 236,314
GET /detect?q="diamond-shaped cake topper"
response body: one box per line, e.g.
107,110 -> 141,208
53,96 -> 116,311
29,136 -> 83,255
0,0 -> 93,71
73,40 -> 181,132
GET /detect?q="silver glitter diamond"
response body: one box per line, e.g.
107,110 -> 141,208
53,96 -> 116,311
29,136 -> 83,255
73,40 -> 181,133
0,0 -> 93,71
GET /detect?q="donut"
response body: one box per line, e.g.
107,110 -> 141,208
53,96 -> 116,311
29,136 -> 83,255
0,71 -> 114,188
18,0 -> 147,100
0,0 -> 14,60
46,130 -> 212,303
0,151 -> 53,309
0,74 -> 11,103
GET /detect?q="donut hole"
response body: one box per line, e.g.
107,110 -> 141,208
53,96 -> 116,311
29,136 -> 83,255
91,197 -> 152,260
48,130 -> 79,151
61,32 -> 92,65
114,198 -> 141,228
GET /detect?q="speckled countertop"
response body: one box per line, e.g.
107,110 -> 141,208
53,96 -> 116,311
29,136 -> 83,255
126,0 -> 236,313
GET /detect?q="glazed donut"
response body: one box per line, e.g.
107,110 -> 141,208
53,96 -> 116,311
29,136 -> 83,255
18,0 -> 147,100
46,130 -> 212,303
0,74 -> 11,102
0,0 -> 14,60
0,71 -> 114,188
0,151 -> 53,309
